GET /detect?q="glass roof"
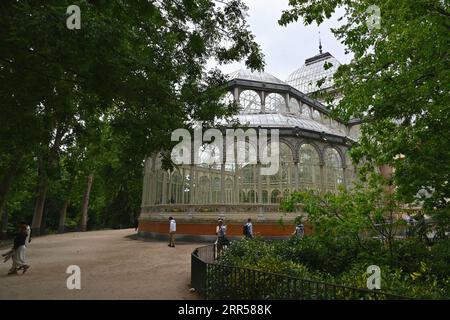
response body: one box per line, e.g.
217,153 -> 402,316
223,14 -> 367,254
228,69 -> 286,85
221,56 -> 348,138
217,113 -> 345,137
286,52 -> 341,94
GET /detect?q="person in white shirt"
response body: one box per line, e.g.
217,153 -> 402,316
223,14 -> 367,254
25,224 -> 31,247
6,224 -> 30,275
215,219 -> 228,254
244,218 -> 253,238
168,217 -> 176,248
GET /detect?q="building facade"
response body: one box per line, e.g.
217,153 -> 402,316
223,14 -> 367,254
139,52 -> 361,241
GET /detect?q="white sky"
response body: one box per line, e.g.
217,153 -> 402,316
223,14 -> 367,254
213,0 -> 352,81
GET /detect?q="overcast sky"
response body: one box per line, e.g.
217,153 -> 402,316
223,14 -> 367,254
214,0 -> 352,81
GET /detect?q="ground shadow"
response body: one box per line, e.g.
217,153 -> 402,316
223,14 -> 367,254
123,233 -> 201,246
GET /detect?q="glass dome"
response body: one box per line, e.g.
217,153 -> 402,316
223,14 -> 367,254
286,52 -> 341,94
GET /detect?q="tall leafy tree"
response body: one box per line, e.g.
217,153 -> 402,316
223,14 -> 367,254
0,0 -> 264,234
280,0 -> 449,214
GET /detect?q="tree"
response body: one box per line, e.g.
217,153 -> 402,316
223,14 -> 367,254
279,0 -> 449,215
282,175 -> 407,264
1,1 -> 264,234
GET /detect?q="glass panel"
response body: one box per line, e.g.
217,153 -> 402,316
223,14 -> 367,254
286,55 -> 341,94
239,90 -> 261,114
299,144 -> 321,190
324,148 -> 344,192
271,189 -> 281,204
265,93 -> 286,112
289,98 -> 300,114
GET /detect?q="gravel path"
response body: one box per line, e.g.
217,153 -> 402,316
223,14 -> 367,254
0,229 -> 202,300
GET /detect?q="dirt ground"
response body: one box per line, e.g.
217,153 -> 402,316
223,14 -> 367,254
0,229 -> 202,300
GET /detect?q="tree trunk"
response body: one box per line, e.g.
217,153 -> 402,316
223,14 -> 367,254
1,205 -> 8,240
31,127 -> 65,236
58,180 -> 73,234
80,173 -> 94,232
31,181 -> 48,236
0,153 -> 24,215
58,200 -> 69,234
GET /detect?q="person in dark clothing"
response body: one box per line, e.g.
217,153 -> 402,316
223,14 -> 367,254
8,224 -> 30,275
292,216 -> 305,239
244,218 -> 253,238
14,231 -> 26,247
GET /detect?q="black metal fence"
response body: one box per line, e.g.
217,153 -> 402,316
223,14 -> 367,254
191,244 -> 408,300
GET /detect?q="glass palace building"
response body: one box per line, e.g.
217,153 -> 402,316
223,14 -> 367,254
138,52 -> 362,240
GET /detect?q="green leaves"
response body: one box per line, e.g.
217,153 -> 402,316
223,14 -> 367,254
0,1 -> 264,231
219,235 -> 449,298
279,0 -> 450,213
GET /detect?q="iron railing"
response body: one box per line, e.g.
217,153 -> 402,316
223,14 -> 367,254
191,244 -> 408,300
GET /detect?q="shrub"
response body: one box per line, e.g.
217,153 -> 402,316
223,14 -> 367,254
216,237 -> 450,299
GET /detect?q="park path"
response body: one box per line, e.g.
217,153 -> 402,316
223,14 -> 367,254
0,229 -> 202,300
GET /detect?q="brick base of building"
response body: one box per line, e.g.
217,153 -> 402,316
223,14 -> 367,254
138,220 -> 311,242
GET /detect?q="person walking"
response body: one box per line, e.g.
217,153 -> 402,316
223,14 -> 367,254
243,218 -> 253,238
215,219 -> 229,255
7,224 -> 30,275
25,224 -> 32,246
292,222 -> 304,239
168,217 -> 176,247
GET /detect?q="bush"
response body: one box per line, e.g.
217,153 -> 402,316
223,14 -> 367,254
64,218 -> 79,232
217,237 -> 450,299
428,239 -> 450,279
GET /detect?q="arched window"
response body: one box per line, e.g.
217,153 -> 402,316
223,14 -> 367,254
225,178 -> 233,204
271,189 -> 281,204
212,177 -> 221,203
239,90 -> 261,113
265,143 -> 293,187
248,190 -> 257,203
262,190 -> 269,203
298,144 -> 321,189
198,176 -> 210,204
324,148 -> 344,192
280,143 -> 292,185
170,171 -> 183,204
239,190 -> 247,203
289,98 -> 300,114
242,165 -> 254,184
265,93 -> 286,112
301,105 -> 311,118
